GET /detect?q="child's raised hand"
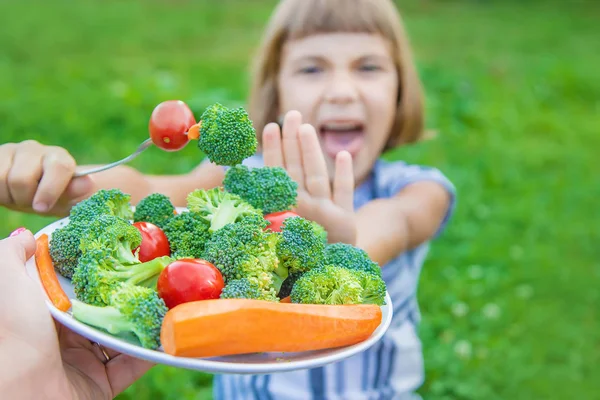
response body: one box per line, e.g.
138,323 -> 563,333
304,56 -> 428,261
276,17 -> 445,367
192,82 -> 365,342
262,111 -> 357,245
0,140 -> 96,217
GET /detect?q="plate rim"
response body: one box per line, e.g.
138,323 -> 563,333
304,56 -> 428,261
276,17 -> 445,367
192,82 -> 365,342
26,210 -> 394,374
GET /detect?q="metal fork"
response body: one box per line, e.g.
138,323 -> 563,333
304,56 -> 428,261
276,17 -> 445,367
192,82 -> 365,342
73,138 -> 154,177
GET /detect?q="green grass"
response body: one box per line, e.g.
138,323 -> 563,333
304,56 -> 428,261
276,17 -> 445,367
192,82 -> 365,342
1,0 -> 599,399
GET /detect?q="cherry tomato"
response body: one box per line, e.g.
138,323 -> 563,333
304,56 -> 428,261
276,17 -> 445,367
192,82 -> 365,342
157,259 -> 224,309
149,100 -> 196,151
263,210 -> 299,232
132,222 -> 171,262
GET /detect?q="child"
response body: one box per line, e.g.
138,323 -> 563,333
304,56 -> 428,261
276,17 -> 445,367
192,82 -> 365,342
0,0 -> 456,398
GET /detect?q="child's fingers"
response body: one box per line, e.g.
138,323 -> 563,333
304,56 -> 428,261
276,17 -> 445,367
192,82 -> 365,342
333,151 -> 355,211
32,147 -> 78,213
261,122 -> 284,167
298,123 -> 331,199
281,110 -> 305,189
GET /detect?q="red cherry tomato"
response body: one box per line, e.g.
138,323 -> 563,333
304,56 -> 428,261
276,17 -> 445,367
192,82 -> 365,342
132,222 -> 171,262
263,210 -> 299,232
157,259 -> 224,309
149,100 -> 196,151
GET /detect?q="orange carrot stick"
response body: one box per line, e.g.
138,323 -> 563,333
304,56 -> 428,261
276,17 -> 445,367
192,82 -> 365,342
34,234 -> 71,312
280,296 -> 291,303
187,121 -> 201,140
160,299 -> 382,358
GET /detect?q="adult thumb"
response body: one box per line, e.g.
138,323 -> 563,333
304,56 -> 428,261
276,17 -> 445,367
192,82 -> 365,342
1,228 -> 37,267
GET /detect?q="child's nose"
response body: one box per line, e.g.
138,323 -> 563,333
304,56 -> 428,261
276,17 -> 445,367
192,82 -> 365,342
323,72 -> 359,104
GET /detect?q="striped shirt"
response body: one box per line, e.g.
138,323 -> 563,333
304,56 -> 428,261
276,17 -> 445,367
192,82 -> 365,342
214,155 -> 457,400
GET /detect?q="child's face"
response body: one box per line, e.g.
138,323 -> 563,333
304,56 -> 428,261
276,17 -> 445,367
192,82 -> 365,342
277,32 -> 398,185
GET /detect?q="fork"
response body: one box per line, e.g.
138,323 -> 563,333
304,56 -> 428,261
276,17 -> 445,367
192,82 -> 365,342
73,138 -> 154,177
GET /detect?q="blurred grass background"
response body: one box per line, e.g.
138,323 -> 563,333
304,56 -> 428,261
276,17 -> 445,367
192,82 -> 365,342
1,0 -> 599,399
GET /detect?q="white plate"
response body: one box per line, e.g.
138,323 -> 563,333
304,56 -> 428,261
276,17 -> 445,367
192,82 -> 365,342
25,211 -> 393,374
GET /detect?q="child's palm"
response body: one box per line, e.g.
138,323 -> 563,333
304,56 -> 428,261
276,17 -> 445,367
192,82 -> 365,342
262,111 -> 357,245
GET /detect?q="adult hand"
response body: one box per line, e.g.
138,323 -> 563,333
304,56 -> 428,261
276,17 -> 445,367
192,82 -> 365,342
0,228 -> 153,400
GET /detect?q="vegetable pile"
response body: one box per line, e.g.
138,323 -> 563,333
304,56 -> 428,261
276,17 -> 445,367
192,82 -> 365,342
37,101 -> 387,357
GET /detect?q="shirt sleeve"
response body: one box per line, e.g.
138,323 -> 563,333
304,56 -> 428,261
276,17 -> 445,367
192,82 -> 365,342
385,164 -> 457,238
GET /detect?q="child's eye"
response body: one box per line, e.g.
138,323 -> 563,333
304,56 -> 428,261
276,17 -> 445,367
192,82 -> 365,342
359,64 -> 381,72
298,66 -> 322,74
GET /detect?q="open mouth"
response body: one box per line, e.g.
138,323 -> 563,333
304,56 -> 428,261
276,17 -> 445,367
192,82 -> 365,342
319,122 -> 365,159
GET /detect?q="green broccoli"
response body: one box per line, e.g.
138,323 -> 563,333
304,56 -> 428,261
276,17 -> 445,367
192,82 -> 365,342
69,189 -> 133,223
220,278 -> 278,302
79,215 -> 142,266
133,193 -> 175,229
290,265 -> 364,305
71,283 -> 167,349
324,243 -> 382,277
203,215 -> 280,300
48,221 -> 87,279
274,216 -> 326,285
353,270 -> 387,306
162,211 -> 211,259
290,264 -> 387,305
72,248 -> 172,306
311,220 -> 328,245
223,165 -> 298,214
198,103 -> 257,166
186,187 -> 262,233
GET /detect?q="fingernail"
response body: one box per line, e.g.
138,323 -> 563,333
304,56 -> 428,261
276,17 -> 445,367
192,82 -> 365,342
9,227 -> 27,237
33,202 -> 49,213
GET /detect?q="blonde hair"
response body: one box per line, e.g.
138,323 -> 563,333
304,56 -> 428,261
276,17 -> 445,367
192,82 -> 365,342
248,0 -> 425,151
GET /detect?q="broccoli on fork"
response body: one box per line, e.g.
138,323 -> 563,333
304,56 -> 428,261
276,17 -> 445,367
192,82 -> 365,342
198,102 -> 258,166
71,283 -> 167,350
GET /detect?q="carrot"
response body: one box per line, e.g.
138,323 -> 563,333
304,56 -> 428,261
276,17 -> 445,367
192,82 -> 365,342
34,234 -> 71,312
280,296 -> 291,303
187,121 -> 201,140
160,299 -> 382,358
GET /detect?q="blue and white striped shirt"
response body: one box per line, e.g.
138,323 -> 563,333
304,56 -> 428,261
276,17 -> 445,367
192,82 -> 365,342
214,155 -> 456,400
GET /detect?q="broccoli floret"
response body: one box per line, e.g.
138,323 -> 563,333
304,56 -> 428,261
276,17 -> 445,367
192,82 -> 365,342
275,216 -> 326,284
133,193 -> 175,229
223,165 -> 298,214
79,215 -> 142,266
162,211 -> 211,259
324,243 -> 382,277
203,215 -> 280,299
69,189 -> 133,223
311,220 -> 328,245
48,221 -> 87,279
71,283 -> 167,349
220,278 -> 278,302
290,265 -> 364,305
353,270 -> 387,306
72,248 -> 172,306
186,187 -> 262,232
198,103 -> 258,166
290,264 -> 387,306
